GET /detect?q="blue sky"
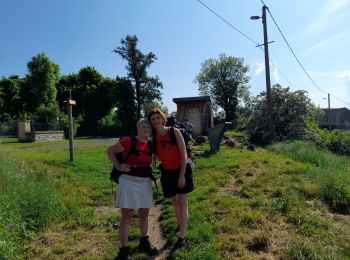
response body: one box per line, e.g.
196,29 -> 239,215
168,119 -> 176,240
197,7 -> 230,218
1,0 -> 350,113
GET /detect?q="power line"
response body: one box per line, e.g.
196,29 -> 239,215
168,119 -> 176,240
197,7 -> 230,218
195,0 -> 296,90
266,7 -> 350,107
331,94 -> 350,107
195,0 -> 259,46
265,8 -> 328,95
196,0 -> 350,108
269,59 -> 295,88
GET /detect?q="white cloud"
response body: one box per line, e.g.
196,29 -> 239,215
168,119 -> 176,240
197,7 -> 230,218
307,29 -> 350,52
320,0 -> 350,18
309,69 -> 350,79
337,70 -> 350,79
298,0 -> 350,39
273,67 -> 280,83
254,62 -> 264,76
302,68 -> 350,108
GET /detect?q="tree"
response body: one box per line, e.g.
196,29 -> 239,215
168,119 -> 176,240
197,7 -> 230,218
22,53 -> 60,122
245,84 -> 317,144
57,66 -> 117,135
113,35 -> 163,119
195,54 -> 250,122
0,75 -> 24,121
114,77 -> 137,134
56,73 -> 80,115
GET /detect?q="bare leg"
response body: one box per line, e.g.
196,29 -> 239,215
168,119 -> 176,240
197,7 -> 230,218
138,208 -> 150,236
176,193 -> 188,238
172,195 -> 181,229
119,208 -> 134,247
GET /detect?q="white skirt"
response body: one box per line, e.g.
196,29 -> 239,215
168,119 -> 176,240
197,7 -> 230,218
116,174 -> 154,209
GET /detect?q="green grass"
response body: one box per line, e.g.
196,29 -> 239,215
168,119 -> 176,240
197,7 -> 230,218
270,141 -> 350,214
0,136 -> 18,143
1,137 -> 350,259
0,153 -> 66,258
158,140 -> 350,259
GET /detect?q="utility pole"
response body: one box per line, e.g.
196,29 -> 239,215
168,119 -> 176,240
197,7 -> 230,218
328,93 -> 331,130
251,5 -> 274,143
262,5 -> 274,142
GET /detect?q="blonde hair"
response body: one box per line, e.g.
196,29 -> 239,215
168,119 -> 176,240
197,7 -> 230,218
137,118 -> 151,129
147,108 -> 167,126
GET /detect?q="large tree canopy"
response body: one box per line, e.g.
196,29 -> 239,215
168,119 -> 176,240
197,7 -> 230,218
195,54 -> 250,122
113,35 -> 163,119
114,77 -> 137,134
57,66 -> 117,135
245,84 -> 317,144
22,53 -> 60,122
0,75 -> 24,121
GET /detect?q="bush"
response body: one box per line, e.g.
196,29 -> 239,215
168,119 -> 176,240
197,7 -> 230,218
306,123 -> 350,155
246,84 -> 316,144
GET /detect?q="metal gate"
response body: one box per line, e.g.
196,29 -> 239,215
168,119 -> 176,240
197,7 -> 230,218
0,121 -> 18,143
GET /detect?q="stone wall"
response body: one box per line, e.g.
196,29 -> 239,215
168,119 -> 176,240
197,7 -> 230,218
33,131 -> 65,142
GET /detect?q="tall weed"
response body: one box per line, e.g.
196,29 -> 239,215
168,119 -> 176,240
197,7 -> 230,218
270,141 -> 350,213
0,154 -> 66,258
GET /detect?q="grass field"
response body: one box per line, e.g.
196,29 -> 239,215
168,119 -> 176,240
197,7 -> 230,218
0,135 -> 349,259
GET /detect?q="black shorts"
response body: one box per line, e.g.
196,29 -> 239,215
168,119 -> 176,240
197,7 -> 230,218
159,163 -> 195,198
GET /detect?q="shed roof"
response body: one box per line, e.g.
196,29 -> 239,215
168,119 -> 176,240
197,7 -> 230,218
173,96 -> 211,104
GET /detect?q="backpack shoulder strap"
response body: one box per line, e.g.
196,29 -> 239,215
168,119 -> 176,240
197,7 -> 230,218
169,126 -> 177,144
148,140 -> 153,155
151,128 -> 157,154
123,136 -> 137,163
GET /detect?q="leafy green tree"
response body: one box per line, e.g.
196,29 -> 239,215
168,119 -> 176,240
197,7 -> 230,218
195,54 -> 250,122
246,84 -> 316,144
114,77 -> 138,135
22,53 -> 60,122
56,73 -> 80,115
0,75 -> 24,121
57,66 -> 117,135
113,35 -> 163,119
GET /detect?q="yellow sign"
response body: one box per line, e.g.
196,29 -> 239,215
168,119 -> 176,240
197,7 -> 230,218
68,99 -> 76,105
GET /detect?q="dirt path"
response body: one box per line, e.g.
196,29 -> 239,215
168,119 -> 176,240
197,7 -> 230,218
96,204 -> 171,259
148,204 -> 171,259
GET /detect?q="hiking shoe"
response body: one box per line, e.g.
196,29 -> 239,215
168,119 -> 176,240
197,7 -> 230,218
116,246 -> 130,260
173,237 -> 186,251
138,236 -> 158,256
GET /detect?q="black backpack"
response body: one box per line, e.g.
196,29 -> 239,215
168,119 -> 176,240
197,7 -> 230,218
109,136 -> 152,183
152,126 -> 193,159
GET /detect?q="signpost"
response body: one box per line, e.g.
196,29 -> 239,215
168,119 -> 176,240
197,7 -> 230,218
68,99 -> 76,161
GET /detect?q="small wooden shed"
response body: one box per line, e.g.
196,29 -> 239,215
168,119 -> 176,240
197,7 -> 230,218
173,96 -> 214,135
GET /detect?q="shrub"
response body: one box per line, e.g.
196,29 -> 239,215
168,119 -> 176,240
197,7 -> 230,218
306,122 -> 350,155
246,84 -> 316,144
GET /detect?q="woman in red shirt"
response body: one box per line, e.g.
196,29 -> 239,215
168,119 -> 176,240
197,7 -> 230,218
107,118 -> 157,259
147,108 -> 194,250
